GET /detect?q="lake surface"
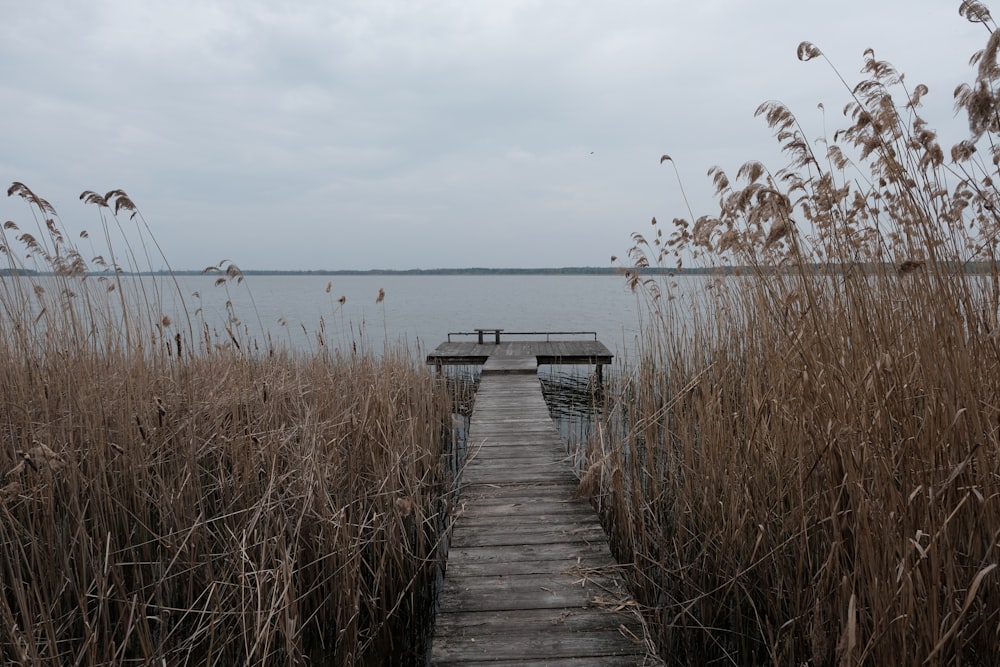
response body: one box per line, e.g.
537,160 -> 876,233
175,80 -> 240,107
4,271 -> 716,362
164,273 -> 662,359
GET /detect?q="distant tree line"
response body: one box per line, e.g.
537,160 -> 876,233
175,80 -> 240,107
4,263 -> 995,278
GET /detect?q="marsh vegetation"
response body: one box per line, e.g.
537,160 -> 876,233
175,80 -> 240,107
0,187 -> 456,665
581,3 -> 1000,664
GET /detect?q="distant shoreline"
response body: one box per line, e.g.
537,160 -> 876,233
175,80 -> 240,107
1,266 -> 691,277
3,263 -> 994,277
204,267 -> 686,276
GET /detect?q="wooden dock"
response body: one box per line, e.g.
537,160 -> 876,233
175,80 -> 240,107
426,340 -> 613,367
426,331 -> 613,370
432,351 -> 644,665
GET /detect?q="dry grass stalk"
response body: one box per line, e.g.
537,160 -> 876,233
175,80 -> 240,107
0,188 -> 456,665
593,7 -> 1000,665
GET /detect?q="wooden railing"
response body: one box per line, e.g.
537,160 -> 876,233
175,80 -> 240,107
446,330 -> 599,343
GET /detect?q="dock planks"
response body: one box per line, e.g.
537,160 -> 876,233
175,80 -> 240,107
432,355 -> 644,665
426,341 -> 613,368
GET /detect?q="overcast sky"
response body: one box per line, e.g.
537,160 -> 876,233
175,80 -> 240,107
0,1 -> 989,270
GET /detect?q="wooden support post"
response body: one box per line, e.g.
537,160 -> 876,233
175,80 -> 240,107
475,328 -> 503,344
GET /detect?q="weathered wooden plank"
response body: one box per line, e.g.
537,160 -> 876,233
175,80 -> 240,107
439,570 -> 624,611
449,518 -> 606,539
464,463 -> 576,484
435,607 -> 634,635
444,555 -> 622,577
433,629 -> 641,663
463,456 -> 569,467
450,499 -> 599,520
462,447 -> 566,460
462,454 -> 568,467
456,489 -> 585,505
454,482 -> 583,500
461,470 -> 578,486
482,354 -> 539,374
470,416 -> 558,426
465,451 -> 567,461
434,656 -> 642,667
452,516 -> 598,532
468,432 -> 561,441
456,499 -> 595,518
426,340 -> 613,369
445,542 -> 616,565
450,517 -> 604,536
449,525 -> 607,548
467,437 -> 562,446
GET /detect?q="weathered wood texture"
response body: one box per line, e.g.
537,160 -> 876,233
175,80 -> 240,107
432,358 -> 643,665
426,341 -> 613,368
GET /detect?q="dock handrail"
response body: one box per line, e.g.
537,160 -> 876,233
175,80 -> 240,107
446,330 -> 598,343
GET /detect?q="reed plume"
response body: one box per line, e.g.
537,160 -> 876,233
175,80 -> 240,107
593,6 -> 1000,664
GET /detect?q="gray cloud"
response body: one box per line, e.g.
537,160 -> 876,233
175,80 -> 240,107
0,0 -> 987,269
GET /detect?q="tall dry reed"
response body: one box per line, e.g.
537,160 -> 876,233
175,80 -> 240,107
0,186 -> 454,665
589,3 -> 1000,664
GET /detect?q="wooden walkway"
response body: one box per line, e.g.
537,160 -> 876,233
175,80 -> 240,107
432,354 -> 644,666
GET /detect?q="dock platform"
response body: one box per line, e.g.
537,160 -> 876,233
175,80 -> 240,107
432,352 -> 643,665
426,331 -> 613,380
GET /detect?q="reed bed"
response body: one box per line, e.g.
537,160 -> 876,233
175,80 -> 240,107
588,4 -> 1000,664
0,186 -> 455,665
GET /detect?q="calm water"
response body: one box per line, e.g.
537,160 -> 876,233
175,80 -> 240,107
166,273 -> 657,359
4,271 -> 717,361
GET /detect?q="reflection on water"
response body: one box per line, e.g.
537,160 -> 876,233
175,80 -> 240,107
539,366 -> 604,418
440,366 -> 479,486
539,366 -> 605,475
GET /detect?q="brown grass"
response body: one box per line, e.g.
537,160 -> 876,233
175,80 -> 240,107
590,6 -> 1000,665
0,187 -> 455,665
